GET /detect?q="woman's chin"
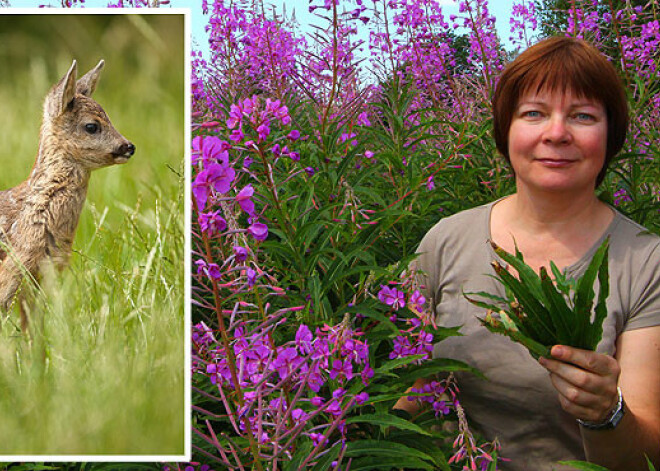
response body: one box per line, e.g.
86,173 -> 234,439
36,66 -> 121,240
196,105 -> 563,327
519,177 -> 596,195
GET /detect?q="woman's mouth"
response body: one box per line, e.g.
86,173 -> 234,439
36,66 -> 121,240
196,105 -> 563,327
535,158 -> 576,168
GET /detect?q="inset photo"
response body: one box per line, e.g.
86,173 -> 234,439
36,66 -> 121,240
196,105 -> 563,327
0,11 -> 187,459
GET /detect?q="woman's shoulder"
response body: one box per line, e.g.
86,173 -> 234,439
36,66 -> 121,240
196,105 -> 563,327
418,202 -> 494,252
609,209 -> 660,253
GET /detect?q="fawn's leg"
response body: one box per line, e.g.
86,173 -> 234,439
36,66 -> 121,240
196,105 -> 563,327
0,239 -> 45,330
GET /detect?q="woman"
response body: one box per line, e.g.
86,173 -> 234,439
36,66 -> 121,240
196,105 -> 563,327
408,37 -> 660,470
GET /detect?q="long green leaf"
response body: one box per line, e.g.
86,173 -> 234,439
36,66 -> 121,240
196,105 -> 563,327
345,439 -> 436,461
491,241 -> 544,301
574,237 -> 610,343
539,267 -> 575,345
490,262 -> 555,343
557,460 -> 610,471
589,240 -> 610,350
348,456 -> 435,471
345,413 -> 431,436
398,357 -> 486,382
480,318 -> 551,359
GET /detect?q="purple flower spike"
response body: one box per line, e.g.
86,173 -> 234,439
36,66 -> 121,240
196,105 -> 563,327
287,129 -> 301,141
248,222 -> 268,241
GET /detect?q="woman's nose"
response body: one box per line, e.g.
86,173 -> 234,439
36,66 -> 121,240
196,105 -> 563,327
542,115 -> 572,144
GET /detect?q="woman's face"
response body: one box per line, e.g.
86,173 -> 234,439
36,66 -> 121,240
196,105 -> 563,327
507,88 -> 607,195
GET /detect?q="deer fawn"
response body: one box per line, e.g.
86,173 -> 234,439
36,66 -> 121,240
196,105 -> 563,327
0,60 -> 135,329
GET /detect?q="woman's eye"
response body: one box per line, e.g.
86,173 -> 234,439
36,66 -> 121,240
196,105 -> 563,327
574,112 -> 595,121
85,123 -> 99,134
522,110 -> 542,118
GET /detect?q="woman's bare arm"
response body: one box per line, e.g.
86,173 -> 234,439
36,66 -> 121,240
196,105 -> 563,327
540,325 -> 660,470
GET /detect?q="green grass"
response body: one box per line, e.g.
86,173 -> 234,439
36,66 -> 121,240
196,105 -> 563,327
0,14 -> 185,456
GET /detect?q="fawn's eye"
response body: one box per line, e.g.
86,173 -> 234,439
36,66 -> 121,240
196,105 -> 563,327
85,123 -> 99,134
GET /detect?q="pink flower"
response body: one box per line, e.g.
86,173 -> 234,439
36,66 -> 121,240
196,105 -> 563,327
287,129 -> 301,141
247,222 -> 268,241
226,103 -> 243,129
246,268 -> 257,287
229,125 -> 244,142
193,163 -> 235,211
236,185 -> 255,215
377,285 -> 406,310
355,392 -> 369,405
233,246 -> 248,262
409,289 -> 426,312
257,122 -> 271,142
198,210 -> 227,235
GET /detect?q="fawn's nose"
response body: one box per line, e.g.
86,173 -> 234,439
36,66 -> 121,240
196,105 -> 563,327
119,142 -> 136,157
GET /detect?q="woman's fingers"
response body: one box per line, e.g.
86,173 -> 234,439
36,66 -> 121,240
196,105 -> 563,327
550,345 -> 620,377
539,345 -> 620,422
547,371 -> 615,422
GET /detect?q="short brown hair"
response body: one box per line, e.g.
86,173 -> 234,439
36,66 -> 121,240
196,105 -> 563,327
492,36 -> 628,186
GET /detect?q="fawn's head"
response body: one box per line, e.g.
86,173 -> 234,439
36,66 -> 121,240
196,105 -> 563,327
41,60 -> 135,170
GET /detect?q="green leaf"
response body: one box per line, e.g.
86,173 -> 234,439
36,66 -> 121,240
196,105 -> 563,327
574,237 -> 609,348
398,357 -> 486,382
345,439 -> 436,462
345,413 -> 431,436
539,267 -> 574,345
489,261 -> 555,343
557,460 -> 611,471
491,240 -> 544,301
589,239 -> 610,350
312,441 -> 343,471
348,456 -> 435,471
480,317 -> 551,359
285,440 -> 314,471
375,355 -> 428,375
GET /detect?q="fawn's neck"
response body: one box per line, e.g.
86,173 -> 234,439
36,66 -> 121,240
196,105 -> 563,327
26,136 -> 92,259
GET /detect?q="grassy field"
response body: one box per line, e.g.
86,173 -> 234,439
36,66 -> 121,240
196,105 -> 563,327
0,14 -> 186,456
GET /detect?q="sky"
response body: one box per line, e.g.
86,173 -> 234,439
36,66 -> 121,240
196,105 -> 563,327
5,0 -> 519,56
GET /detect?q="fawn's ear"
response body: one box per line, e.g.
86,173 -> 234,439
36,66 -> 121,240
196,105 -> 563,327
76,60 -> 104,97
45,60 -> 77,118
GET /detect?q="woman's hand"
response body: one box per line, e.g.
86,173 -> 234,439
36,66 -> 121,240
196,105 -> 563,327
539,345 -> 621,423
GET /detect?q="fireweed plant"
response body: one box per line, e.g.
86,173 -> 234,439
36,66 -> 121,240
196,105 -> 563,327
191,96 -> 493,469
188,0 -> 660,470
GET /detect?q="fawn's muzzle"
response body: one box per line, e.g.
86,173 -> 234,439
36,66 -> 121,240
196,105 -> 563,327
113,142 -> 136,163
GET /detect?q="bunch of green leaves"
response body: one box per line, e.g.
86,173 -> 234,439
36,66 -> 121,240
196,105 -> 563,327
465,238 -> 610,359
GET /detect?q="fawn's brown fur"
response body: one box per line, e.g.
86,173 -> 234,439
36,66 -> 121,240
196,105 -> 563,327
0,60 -> 135,327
